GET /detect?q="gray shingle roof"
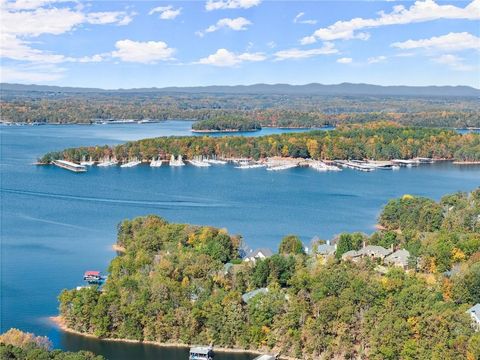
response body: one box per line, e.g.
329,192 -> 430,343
385,249 -> 410,267
357,245 -> 391,258
317,244 -> 336,256
251,248 -> 274,258
468,303 -> 480,323
242,288 -> 269,303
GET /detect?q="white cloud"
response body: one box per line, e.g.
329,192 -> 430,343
111,40 -> 175,64
196,17 -> 252,36
205,0 -> 261,11
0,64 -> 65,82
293,12 -> 317,25
0,1 -> 137,68
392,32 -> 480,52
0,33 -> 67,63
367,55 -> 387,64
433,54 -> 474,71
87,11 -> 134,26
302,0 -> 480,43
2,0 -> 71,10
337,57 -> 352,64
267,41 -> 276,49
274,42 -> 338,60
196,48 -> 266,66
148,5 -> 181,20
300,36 -> 317,45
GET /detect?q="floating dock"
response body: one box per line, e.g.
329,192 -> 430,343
52,160 -> 87,172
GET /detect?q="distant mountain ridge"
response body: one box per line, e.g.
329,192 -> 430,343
1,82 -> 479,97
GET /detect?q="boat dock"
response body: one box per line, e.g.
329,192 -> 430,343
252,355 -> 277,360
52,160 -> 87,173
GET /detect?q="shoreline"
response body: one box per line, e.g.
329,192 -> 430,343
191,128 -> 260,133
112,244 -> 126,253
49,316 -> 297,359
452,161 -> 480,165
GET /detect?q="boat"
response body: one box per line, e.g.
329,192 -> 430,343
366,161 -> 399,170
189,157 -> 211,167
83,270 -> 102,284
335,160 -> 375,172
309,161 -> 341,172
169,154 -> 185,167
80,157 -> 95,166
235,161 -> 266,169
150,158 -> 163,167
189,346 -> 214,360
52,160 -> 87,173
97,158 -> 118,167
266,163 -> 297,171
392,159 -> 419,167
204,156 -> 227,165
414,157 -> 434,164
120,159 -> 141,168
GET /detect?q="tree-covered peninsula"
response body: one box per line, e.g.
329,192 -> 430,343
191,116 -> 262,132
0,328 -> 105,360
40,123 -> 480,164
57,189 -> 480,359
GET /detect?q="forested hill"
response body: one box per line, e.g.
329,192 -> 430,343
2,82 -> 479,96
58,189 -> 480,359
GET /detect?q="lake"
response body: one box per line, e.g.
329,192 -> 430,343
1,121 -> 479,360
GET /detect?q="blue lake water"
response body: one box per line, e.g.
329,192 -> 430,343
1,121 -> 479,359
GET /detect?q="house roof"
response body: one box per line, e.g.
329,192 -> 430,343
357,245 -> 391,258
252,248 -> 274,258
84,271 -> 100,276
242,287 -> 269,303
341,250 -> 359,259
317,244 -> 336,255
468,304 -> 480,322
385,249 -> 410,266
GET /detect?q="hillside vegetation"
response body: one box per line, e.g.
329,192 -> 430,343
58,189 -> 480,359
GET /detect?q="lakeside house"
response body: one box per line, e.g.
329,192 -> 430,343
315,239 -> 337,259
341,245 -> 393,262
467,304 -> 480,331
384,249 -> 411,269
244,248 -> 274,262
242,288 -> 269,303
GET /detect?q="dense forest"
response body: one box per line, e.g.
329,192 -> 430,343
40,123 -> 480,163
1,89 -> 480,128
0,328 -> 104,359
191,116 -> 261,132
58,189 -> 480,359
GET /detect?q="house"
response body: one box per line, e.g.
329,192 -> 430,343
341,245 -> 393,262
341,250 -> 360,261
357,245 -> 392,260
316,241 -> 337,258
384,249 -> 410,269
242,288 -> 269,303
244,248 -> 274,262
467,304 -> 480,331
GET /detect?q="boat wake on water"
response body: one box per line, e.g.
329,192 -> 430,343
1,188 -> 229,209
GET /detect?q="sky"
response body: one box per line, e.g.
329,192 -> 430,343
0,0 -> 479,88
